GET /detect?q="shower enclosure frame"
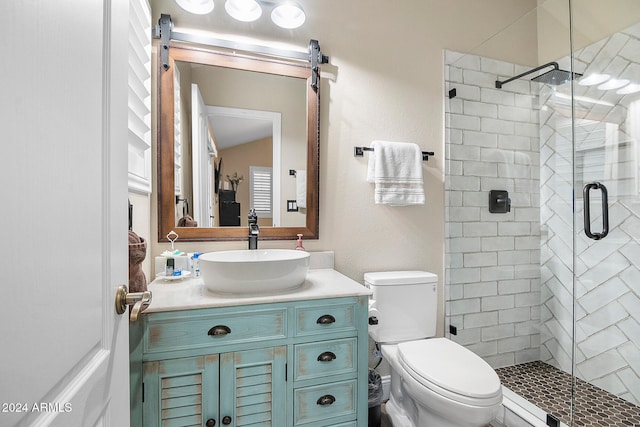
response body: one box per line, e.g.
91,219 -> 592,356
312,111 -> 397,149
444,1 -> 640,425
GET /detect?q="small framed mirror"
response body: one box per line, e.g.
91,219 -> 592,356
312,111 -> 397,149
157,41 -> 320,241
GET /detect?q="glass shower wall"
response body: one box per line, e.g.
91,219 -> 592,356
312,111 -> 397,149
565,17 -> 640,407
445,1 -> 640,424
539,2 -> 640,409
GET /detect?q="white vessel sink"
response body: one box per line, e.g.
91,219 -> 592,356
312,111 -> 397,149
199,249 -> 310,294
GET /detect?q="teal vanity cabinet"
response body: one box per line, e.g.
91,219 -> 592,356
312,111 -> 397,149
130,282 -> 370,427
141,346 -> 287,426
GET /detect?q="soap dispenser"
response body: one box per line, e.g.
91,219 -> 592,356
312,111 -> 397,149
295,234 -> 305,250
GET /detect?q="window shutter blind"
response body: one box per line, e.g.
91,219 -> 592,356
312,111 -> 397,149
127,0 -> 152,194
250,166 -> 273,218
173,66 -> 182,195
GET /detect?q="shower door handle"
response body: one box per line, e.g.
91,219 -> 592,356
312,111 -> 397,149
583,182 -> 609,240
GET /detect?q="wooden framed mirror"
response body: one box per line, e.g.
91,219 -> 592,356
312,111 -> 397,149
157,41 -> 319,242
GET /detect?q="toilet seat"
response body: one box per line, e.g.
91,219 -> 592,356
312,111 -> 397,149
397,338 -> 502,407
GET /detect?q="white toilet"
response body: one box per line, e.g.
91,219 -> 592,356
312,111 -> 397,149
366,271 -> 502,427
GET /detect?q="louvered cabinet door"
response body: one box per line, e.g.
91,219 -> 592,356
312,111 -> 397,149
219,346 -> 287,427
142,355 -> 220,427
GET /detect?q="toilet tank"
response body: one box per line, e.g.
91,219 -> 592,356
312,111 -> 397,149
366,271 -> 438,343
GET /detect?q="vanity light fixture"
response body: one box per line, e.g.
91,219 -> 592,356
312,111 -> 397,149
175,0 -> 215,14
577,73 -> 640,94
175,0 -> 306,29
225,0 -> 262,22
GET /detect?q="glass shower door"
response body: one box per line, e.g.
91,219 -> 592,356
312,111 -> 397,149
569,3 -> 640,423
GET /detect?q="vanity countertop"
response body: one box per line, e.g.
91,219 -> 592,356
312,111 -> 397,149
144,268 -> 372,313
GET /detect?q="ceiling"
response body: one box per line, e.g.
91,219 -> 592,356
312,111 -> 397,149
208,113 -> 273,150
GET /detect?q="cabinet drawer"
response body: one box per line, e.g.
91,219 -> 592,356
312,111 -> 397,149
144,308 -> 286,354
295,303 -> 357,336
294,380 -> 357,425
294,338 -> 357,382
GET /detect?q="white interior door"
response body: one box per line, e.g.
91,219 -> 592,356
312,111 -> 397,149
0,1 -> 130,426
192,83 -> 214,226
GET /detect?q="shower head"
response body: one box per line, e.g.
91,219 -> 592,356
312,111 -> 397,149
496,62 -> 582,89
531,67 -> 582,85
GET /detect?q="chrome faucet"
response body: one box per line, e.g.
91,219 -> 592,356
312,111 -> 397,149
248,209 -> 259,249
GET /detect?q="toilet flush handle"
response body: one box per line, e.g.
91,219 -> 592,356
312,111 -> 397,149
368,306 -> 380,327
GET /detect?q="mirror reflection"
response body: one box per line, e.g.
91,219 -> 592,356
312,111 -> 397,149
173,61 -> 307,228
157,42 -> 320,242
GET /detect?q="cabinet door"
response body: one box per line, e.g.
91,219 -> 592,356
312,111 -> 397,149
219,346 -> 287,427
143,355 -> 220,427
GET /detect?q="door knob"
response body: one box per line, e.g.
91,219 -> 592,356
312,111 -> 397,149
115,285 -> 152,322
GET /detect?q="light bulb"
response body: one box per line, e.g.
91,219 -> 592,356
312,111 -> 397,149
225,0 -> 262,22
175,0 -> 214,15
271,3 -> 306,29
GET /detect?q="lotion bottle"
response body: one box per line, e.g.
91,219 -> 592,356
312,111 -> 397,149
192,253 -> 201,277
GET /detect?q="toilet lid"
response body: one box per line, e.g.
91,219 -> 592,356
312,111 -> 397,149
397,338 -> 501,402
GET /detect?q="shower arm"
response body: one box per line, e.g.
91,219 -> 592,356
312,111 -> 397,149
495,62 -> 559,89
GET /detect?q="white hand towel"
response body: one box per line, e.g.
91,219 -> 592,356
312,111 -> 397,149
296,170 -> 307,209
367,140 -> 425,206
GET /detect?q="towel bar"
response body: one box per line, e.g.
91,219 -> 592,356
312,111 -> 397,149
354,146 -> 434,161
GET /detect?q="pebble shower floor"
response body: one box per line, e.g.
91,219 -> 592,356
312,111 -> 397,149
496,361 -> 640,426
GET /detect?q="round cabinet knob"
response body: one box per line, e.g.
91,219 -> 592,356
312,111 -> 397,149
206,419 -> 216,427
222,416 -> 232,425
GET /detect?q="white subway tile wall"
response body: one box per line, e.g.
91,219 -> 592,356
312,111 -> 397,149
445,50 -> 541,371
